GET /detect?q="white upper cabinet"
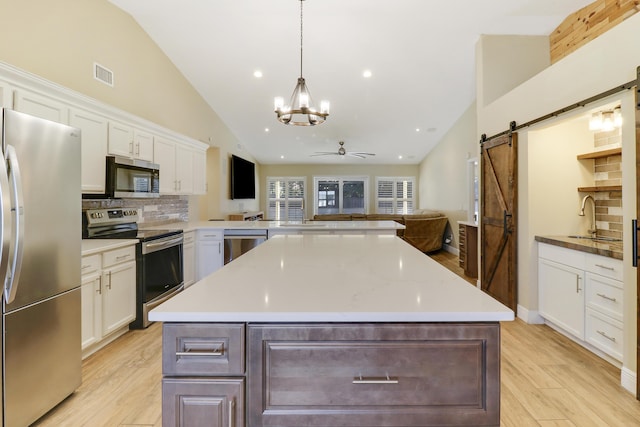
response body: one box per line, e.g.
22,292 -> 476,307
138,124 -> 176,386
14,88 -> 68,124
108,121 -> 155,162
69,108 -> 108,194
133,128 -> 154,162
0,81 -> 12,109
154,137 -> 205,195
154,136 -> 178,194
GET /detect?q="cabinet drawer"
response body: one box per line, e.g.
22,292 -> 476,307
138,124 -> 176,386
538,243 -> 586,269
102,246 -> 136,268
183,231 -> 196,245
197,229 -> 223,240
585,253 -> 622,281
163,323 -> 245,376
162,378 -> 244,427
586,308 -> 623,361
586,272 -> 623,322
81,254 -> 101,276
248,323 -> 500,427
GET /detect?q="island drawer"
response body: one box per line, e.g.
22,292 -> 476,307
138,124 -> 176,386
163,323 -> 245,376
247,323 -> 500,427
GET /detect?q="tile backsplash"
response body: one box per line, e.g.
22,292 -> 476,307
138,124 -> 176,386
591,128 -> 622,240
82,195 -> 189,226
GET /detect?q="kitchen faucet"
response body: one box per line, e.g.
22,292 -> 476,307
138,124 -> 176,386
579,195 -> 597,238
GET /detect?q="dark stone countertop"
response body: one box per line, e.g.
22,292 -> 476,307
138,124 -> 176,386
535,235 -> 622,260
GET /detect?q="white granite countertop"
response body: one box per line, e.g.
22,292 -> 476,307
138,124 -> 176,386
150,234 -> 513,323
140,220 -> 404,233
81,239 -> 139,256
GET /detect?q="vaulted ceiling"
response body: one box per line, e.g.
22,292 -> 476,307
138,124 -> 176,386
109,0 -> 593,164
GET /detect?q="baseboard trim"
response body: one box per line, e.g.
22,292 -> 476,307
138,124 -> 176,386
516,305 -> 544,324
621,366 -> 637,395
443,243 -> 459,256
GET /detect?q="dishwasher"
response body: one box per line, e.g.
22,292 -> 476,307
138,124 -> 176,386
223,229 -> 268,264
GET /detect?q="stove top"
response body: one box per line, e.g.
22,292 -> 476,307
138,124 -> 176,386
83,208 -> 182,241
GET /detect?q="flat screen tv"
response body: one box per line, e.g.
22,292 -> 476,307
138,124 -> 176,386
230,154 -> 256,199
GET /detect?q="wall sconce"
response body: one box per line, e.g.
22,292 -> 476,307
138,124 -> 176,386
588,106 -> 622,131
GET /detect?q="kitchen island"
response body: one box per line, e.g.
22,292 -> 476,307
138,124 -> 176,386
151,234 -> 513,427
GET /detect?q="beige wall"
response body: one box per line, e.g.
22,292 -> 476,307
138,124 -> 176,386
0,0 -> 256,220
259,164 -> 419,218
418,102 -> 478,251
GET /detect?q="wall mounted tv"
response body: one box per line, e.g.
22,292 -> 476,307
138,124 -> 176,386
230,154 -> 256,199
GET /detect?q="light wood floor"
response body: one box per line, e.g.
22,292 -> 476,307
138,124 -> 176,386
34,250 -> 640,426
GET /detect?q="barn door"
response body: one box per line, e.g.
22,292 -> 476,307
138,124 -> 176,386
480,130 -> 518,311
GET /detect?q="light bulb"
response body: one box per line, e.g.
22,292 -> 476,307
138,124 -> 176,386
274,97 -> 284,111
589,112 -> 602,131
614,106 -> 622,127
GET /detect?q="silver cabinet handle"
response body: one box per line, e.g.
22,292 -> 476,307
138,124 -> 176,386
176,343 -> 225,357
115,254 -> 130,261
596,293 -> 617,302
107,271 -> 112,290
576,276 -> 582,293
595,263 -> 615,271
228,398 -> 235,427
597,330 -> 616,342
96,276 -> 102,295
353,374 -> 398,384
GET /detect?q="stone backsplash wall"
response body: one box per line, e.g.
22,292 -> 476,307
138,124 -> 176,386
82,195 -> 189,226
592,128 -> 622,240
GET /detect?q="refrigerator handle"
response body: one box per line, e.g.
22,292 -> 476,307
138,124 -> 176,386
4,145 -> 24,304
0,145 -> 11,294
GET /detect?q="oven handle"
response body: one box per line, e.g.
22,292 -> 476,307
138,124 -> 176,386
147,283 -> 184,310
142,235 -> 183,255
223,235 -> 267,240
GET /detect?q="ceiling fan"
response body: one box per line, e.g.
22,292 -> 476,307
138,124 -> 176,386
311,141 -> 376,159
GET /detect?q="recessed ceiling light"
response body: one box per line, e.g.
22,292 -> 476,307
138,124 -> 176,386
280,155 -> 284,159
363,70 -> 372,78
415,128 -> 420,132
264,127 -> 270,132
253,70 -> 263,78
398,155 -> 403,160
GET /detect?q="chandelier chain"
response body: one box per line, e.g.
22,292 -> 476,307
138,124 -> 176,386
299,0 -> 303,78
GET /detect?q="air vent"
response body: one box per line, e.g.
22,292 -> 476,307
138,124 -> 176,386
93,62 -> 114,87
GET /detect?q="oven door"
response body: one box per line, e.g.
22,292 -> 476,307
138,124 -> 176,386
140,234 -> 184,302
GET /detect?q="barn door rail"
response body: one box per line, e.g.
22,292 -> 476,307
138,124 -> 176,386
480,68 -> 638,143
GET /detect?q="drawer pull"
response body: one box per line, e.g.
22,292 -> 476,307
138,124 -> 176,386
353,374 -> 399,384
596,293 -> 617,302
595,263 -> 615,271
597,330 -> 616,342
115,254 -> 130,261
176,345 -> 225,357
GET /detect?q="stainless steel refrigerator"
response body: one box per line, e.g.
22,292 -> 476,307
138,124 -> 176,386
1,109 -> 82,426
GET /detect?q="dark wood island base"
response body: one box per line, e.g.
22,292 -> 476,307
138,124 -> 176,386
162,322 -> 501,427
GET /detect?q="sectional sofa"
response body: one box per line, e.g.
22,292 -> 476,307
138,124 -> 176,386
313,210 -> 448,253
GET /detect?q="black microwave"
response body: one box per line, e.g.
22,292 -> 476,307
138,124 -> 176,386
104,156 -> 160,198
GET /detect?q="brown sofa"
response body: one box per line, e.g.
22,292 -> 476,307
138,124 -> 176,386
313,210 -> 448,253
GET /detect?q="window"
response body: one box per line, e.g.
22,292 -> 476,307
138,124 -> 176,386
313,176 -> 368,215
375,177 -> 415,214
266,177 -> 305,220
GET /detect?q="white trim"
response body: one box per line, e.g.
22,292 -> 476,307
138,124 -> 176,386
0,60 -> 207,151
516,305 -> 544,324
621,366 -> 636,394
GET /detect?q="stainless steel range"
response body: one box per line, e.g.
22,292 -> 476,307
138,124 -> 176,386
83,208 -> 184,329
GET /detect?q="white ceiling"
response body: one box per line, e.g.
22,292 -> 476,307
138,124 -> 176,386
109,0 -> 593,165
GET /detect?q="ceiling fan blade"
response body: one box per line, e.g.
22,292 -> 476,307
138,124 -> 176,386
310,152 -> 338,156
347,153 -> 367,159
351,152 -> 376,156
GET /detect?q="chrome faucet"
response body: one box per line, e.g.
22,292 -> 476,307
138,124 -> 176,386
579,195 -> 597,238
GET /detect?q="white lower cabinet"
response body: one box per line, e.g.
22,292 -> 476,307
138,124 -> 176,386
183,231 -> 196,288
81,244 -> 137,358
196,229 -> 224,281
538,242 -> 623,362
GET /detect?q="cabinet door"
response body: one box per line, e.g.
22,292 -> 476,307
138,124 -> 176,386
14,88 -> 68,123
69,108 -> 108,194
539,258 -> 585,339
183,232 -> 196,287
81,272 -> 102,350
197,239 -> 223,281
193,149 -> 207,195
162,378 -> 244,427
102,261 -> 136,336
134,128 -> 154,161
154,137 -> 177,194
108,121 -> 133,158
176,144 -> 194,194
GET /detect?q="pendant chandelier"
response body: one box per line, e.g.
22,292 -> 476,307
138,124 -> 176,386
274,0 -> 329,126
